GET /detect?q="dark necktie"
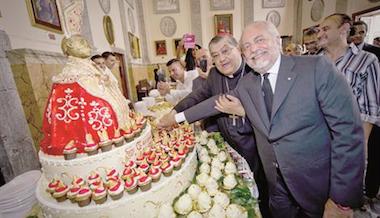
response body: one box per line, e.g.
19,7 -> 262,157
262,73 -> 273,119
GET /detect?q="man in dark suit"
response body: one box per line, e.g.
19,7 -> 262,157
350,21 -> 380,60
160,21 -> 364,217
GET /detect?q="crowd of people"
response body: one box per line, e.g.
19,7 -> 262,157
150,13 -> 380,218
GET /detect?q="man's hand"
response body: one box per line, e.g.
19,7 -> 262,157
323,199 -> 353,218
215,94 -> 245,117
157,110 -> 177,129
157,81 -> 170,96
197,68 -> 209,79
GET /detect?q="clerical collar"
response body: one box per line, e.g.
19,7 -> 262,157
227,60 -> 245,78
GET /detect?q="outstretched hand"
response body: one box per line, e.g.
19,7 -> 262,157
157,110 -> 177,129
215,94 -> 245,117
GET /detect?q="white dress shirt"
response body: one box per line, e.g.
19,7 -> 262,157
165,69 -> 199,105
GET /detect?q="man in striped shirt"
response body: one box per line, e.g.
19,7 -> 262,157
318,13 -> 380,147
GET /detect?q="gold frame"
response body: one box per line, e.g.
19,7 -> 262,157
155,40 -> 167,56
103,15 -> 115,46
214,14 -> 233,36
128,32 -> 141,59
173,38 -> 181,55
25,0 -> 63,34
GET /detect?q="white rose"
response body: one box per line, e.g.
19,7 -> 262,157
201,130 -> 209,139
205,178 -> 219,196
209,146 -> 220,155
174,194 -> 193,215
210,168 -> 222,180
196,191 -> 212,213
223,174 -> 237,190
200,163 -> 211,174
188,184 -> 202,200
224,162 -> 237,175
207,138 -> 216,149
208,204 -> 226,218
226,204 -> 248,218
200,136 -> 208,145
211,158 -> 224,170
199,147 -> 209,157
217,151 -> 227,162
157,203 -> 176,218
213,191 -> 230,209
187,211 -> 203,218
200,154 -> 211,164
196,173 -> 209,187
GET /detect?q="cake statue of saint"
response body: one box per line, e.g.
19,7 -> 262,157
40,35 -> 133,156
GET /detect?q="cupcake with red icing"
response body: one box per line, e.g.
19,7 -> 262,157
171,156 -> 182,170
87,171 -> 100,183
121,167 -> 136,180
131,119 -> 141,137
47,179 -> 62,194
122,122 -> 135,142
151,159 -> 162,169
84,134 -> 98,156
124,160 -> 136,168
113,128 -> 125,147
106,168 -> 119,180
137,172 -> 152,192
76,186 -> 92,207
135,154 -> 145,165
107,178 -> 124,200
53,184 -> 69,202
135,112 -> 147,129
138,161 -> 149,173
161,161 -> 174,177
63,141 -> 77,160
97,130 -> 113,152
92,185 -> 107,204
72,176 -> 85,187
89,179 -> 103,190
67,185 -> 81,203
124,176 -> 138,194
149,167 -> 162,182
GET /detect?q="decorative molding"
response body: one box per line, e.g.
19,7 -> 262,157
210,0 -> 234,10
190,0 -> 202,46
160,16 -> 177,37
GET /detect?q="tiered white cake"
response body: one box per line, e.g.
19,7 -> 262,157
36,124 -> 198,218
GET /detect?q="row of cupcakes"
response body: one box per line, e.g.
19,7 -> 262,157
63,112 -> 147,160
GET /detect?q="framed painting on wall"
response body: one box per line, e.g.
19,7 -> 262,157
210,0 -> 234,10
155,40 -> 167,55
154,0 -> 180,14
214,14 -> 233,35
128,32 -> 141,59
25,0 -> 63,33
173,38 -> 182,54
262,0 -> 285,8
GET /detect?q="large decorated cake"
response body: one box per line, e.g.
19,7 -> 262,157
35,35 -> 198,218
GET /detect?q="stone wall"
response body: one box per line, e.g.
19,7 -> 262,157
0,30 -> 39,182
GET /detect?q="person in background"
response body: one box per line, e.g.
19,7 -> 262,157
373,37 -> 380,47
303,27 -> 321,55
284,43 -> 303,56
184,44 -> 202,71
349,19 -> 380,212
160,34 -> 271,218
350,20 -> 380,60
157,58 -> 198,104
317,13 -> 380,148
192,48 -> 213,90
91,54 -> 107,71
102,51 -> 117,71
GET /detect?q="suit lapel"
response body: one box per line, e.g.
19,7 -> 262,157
247,72 -> 270,132
271,55 -> 297,121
